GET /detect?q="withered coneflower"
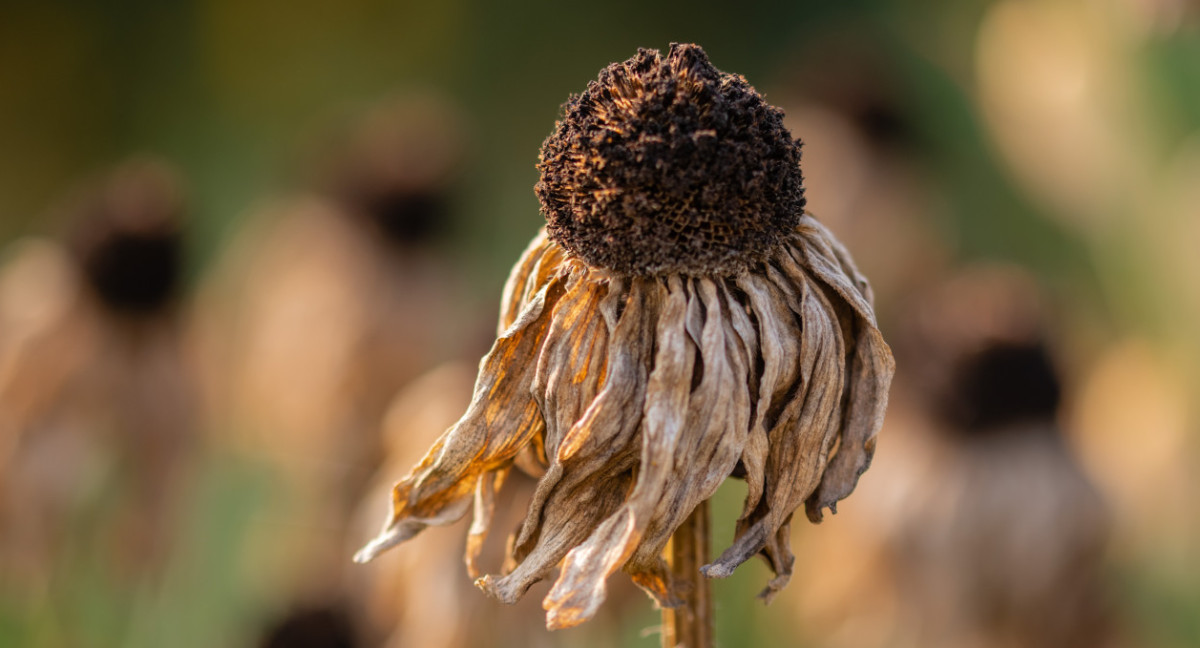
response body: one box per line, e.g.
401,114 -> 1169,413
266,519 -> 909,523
883,267 -> 1114,648
356,43 -> 894,631
0,158 -> 195,588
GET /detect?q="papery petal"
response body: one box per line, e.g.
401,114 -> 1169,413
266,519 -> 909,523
542,276 -> 693,629
728,271 -> 799,527
625,278 -> 750,607
795,216 -> 875,324
478,277 -> 653,604
532,269 -> 609,457
477,463 -> 633,605
498,229 -> 552,332
789,223 -> 895,521
797,215 -> 875,308
704,263 -> 846,594
514,236 -> 568,325
355,272 -> 567,563
805,321 -> 893,522
465,468 -> 508,578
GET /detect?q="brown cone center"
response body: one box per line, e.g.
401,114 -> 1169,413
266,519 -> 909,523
536,43 -> 806,276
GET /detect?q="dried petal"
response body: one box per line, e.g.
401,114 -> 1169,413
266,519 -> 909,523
465,467 -> 508,578
624,279 -> 751,606
355,273 -> 566,562
478,276 -> 654,604
542,276 -> 693,629
704,261 -> 846,590
358,221 -> 895,628
793,217 -> 895,521
498,229 -> 551,332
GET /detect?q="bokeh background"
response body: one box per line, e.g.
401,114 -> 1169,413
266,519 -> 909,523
2,0 -> 1199,646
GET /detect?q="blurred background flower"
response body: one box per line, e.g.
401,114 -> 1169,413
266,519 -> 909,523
1,0 -> 1198,646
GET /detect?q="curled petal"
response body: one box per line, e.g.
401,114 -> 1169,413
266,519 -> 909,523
625,278 -> 751,607
729,271 -> 800,524
355,273 -> 567,563
704,262 -> 846,594
797,215 -> 875,310
499,229 -> 552,332
790,222 -> 895,521
542,276 -> 693,629
533,269 -> 609,458
805,322 -> 893,522
479,277 -> 653,604
465,468 -> 508,578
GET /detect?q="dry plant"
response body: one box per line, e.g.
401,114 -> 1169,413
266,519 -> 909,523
356,43 -> 894,644
0,159 -> 196,586
191,95 -> 475,605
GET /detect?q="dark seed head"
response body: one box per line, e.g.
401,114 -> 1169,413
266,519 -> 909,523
536,43 -> 806,276
351,185 -> 450,249
66,160 -> 185,315
317,94 -> 467,251
258,605 -> 358,648
942,341 -> 1062,434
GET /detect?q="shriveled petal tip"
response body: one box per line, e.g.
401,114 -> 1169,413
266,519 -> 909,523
805,324 -> 894,523
757,572 -> 792,603
354,269 -> 566,569
355,492 -> 473,563
353,523 -> 418,564
473,574 -> 515,603
543,512 -> 636,629
465,469 -> 507,578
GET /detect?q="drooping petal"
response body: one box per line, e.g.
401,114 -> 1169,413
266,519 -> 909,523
729,271 -> 800,525
805,321 -> 892,522
758,262 -> 847,597
498,229 -> 551,332
796,215 -> 875,309
354,271 -> 568,563
790,221 -> 895,521
532,268 -> 610,458
541,275 -> 693,630
792,218 -> 875,335
625,278 -> 751,607
465,467 -> 508,578
720,282 -> 769,523
704,261 -> 846,596
478,276 -> 654,604
511,277 -> 624,555
478,461 -> 634,605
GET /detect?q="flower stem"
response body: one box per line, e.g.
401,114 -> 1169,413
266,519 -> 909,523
662,500 -> 713,648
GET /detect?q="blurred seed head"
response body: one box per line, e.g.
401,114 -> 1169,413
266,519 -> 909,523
779,34 -> 917,152
900,264 -> 1049,423
259,605 -> 359,648
319,94 -> 469,250
943,340 -> 1062,434
62,158 -> 186,316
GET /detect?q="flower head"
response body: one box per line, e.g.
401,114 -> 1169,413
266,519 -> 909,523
65,159 -> 185,316
537,44 -> 805,276
356,43 -> 894,630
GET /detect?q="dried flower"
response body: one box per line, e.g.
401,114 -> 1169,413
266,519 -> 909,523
870,268 -> 1114,648
64,159 -> 186,316
193,95 -> 475,603
0,158 -> 196,587
356,43 -> 894,630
